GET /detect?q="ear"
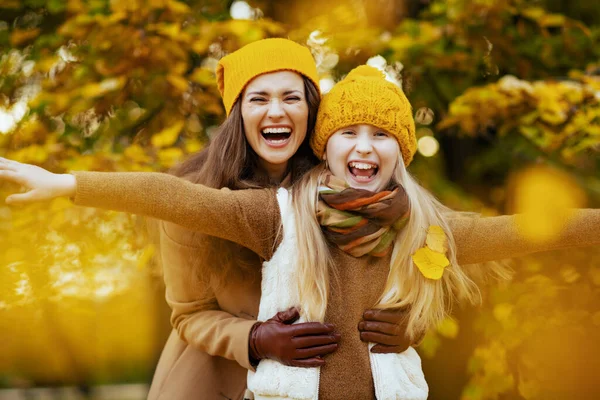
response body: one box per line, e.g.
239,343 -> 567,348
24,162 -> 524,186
322,152 -> 327,161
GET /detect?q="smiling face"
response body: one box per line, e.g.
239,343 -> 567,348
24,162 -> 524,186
325,124 -> 400,192
241,71 -> 309,180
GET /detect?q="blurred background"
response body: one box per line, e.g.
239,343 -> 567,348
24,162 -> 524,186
0,0 -> 599,399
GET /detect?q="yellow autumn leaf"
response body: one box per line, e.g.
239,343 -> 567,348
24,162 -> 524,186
124,144 -> 151,164
10,145 -> 48,164
166,0 -> 191,14
158,147 -> 184,167
80,77 -> 126,98
190,68 -> 216,86
166,74 -> 189,92
425,225 -> 448,254
184,138 -> 203,154
10,28 -> 41,46
412,247 -> 450,280
151,121 -> 184,148
540,14 -> 566,27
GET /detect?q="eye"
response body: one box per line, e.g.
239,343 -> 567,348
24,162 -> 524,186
375,131 -> 389,137
341,130 -> 356,136
250,97 -> 267,103
285,96 -> 301,101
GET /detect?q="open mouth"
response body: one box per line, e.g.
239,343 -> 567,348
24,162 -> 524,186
261,127 -> 292,146
348,161 -> 379,182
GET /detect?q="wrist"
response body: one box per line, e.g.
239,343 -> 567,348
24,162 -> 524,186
57,173 -> 76,198
248,321 -> 263,366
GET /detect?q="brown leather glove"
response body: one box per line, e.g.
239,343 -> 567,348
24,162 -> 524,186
249,307 -> 341,367
358,308 -> 419,353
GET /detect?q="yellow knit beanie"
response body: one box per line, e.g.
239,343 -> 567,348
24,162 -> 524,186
311,65 -> 417,166
216,38 -> 321,115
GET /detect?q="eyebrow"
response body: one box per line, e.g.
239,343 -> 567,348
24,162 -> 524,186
245,90 -> 303,97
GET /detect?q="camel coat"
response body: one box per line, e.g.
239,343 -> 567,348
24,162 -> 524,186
147,221 -> 262,400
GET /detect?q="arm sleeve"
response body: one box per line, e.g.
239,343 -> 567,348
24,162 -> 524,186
72,171 -> 280,259
450,209 -> 600,265
158,221 -> 256,371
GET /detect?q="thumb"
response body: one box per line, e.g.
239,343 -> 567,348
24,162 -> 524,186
273,307 -> 300,324
6,190 -> 40,205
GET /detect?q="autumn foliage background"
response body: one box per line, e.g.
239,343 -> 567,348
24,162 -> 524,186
0,0 -> 599,399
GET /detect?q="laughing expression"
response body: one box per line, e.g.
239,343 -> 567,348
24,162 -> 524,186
241,71 -> 309,179
325,124 -> 400,192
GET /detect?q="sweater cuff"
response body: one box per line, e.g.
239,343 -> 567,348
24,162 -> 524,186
238,319 -> 260,372
71,171 -> 96,206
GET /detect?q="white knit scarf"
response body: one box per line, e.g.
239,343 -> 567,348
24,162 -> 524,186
246,189 -> 429,400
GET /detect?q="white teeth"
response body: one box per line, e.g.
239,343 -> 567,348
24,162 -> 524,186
349,162 -> 376,170
262,127 -> 292,134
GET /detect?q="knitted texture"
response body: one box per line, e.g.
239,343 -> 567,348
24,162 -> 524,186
317,173 -> 410,258
311,65 -> 417,166
216,38 -> 320,115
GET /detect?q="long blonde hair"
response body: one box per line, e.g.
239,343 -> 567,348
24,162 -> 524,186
291,156 -> 507,337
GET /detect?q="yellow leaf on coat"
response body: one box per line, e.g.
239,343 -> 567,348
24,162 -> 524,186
412,247 -> 450,280
425,225 -> 448,254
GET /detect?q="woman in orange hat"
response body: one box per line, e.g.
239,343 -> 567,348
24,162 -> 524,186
146,38 -> 329,399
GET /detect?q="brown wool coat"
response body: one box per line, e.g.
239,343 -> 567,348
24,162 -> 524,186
147,221 -> 261,400
72,171 -> 600,399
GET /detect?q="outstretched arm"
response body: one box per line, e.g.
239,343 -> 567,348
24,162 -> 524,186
449,210 -> 600,265
0,157 -> 280,259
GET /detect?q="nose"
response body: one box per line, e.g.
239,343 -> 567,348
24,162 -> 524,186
355,135 -> 373,155
267,98 -> 285,120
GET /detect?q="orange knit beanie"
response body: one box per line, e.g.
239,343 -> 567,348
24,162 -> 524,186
216,38 -> 320,115
311,65 -> 417,166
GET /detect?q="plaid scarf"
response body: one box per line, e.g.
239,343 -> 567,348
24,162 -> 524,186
316,173 -> 410,257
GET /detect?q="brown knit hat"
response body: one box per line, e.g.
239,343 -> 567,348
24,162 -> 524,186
311,65 -> 417,166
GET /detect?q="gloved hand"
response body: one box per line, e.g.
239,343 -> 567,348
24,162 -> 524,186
249,307 -> 341,367
358,308 -> 420,353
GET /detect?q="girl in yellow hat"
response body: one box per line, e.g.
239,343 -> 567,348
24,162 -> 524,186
1,65 -> 599,399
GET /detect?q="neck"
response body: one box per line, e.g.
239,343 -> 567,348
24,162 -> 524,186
260,160 -> 289,184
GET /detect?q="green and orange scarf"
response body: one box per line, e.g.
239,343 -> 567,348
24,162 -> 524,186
316,173 -> 410,257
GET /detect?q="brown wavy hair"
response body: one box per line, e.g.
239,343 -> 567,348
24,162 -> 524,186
167,76 -> 320,288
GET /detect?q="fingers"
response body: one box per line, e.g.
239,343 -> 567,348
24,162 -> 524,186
0,170 -> 25,186
359,331 -> 403,347
363,308 -> 409,324
293,332 -> 341,349
273,307 -> 300,324
288,357 -> 326,368
6,190 -> 39,205
294,343 -> 338,360
290,322 -> 335,337
370,344 -> 409,354
358,320 -> 400,336
0,161 -> 18,172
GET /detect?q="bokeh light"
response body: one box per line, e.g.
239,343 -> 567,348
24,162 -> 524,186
509,166 -> 587,243
415,107 -> 434,125
230,1 -> 253,20
417,136 -> 439,157
319,77 -> 335,94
